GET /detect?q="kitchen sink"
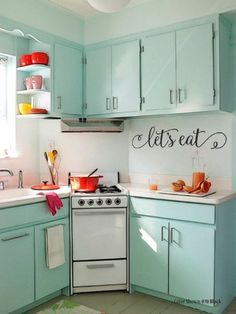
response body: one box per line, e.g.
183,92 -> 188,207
0,188 -> 38,201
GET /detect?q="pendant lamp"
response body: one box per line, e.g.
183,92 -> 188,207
87,0 -> 131,13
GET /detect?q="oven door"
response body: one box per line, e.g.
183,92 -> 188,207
72,208 -> 126,261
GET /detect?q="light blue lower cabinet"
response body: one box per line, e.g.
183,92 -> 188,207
0,199 -> 69,314
130,215 -> 168,293
35,218 -> 69,300
169,220 -> 215,301
0,227 -> 35,314
129,196 -> 235,314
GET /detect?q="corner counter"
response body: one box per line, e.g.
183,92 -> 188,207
122,183 -> 236,205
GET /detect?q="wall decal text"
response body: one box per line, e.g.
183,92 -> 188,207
131,127 -> 227,150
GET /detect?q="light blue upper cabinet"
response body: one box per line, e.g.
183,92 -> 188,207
86,46 -> 112,115
111,40 -> 140,113
54,43 -> 83,116
169,220 -> 215,301
86,40 -> 140,116
176,23 -> 214,108
142,32 -> 176,111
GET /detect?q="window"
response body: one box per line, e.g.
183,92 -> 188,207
0,54 -> 16,158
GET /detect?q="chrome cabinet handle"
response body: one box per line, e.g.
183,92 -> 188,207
169,89 -> 174,104
113,96 -> 118,110
1,233 -> 30,242
161,226 -> 168,242
106,97 -> 111,110
86,263 -> 114,269
74,210 -> 125,216
178,88 -> 183,104
170,227 -> 180,245
57,96 -> 62,110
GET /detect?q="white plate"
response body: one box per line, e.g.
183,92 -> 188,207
157,188 -> 216,197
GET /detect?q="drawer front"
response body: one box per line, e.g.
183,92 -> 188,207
130,197 -> 215,224
0,198 -> 69,230
73,260 -> 126,286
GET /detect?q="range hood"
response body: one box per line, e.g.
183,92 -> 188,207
61,118 -> 124,133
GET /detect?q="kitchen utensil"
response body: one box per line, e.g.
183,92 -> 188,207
44,152 -> 55,184
28,108 -> 48,114
18,103 -> 32,114
24,77 -> 33,90
31,181 -> 59,190
87,168 -> 98,177
70,175 -> 103,192
19,54 -> 32,66
31,75 -> 42,89
31,51 -> 49,65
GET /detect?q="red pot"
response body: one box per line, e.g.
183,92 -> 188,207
20,54 -> 32,66
31,52 -> 49,65
70,175 -> 103,192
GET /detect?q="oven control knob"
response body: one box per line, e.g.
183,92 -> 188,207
114,198 -> 121,205
88,199 -> 94,206
105,198 -> 112,206
78,199 -> 85,206
96,199 -> 103,206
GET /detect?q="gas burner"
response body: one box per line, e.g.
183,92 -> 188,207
98,185 -> 122,194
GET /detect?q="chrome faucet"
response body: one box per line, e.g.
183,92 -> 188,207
0,169 -> 14,190
18,170 -> 24,188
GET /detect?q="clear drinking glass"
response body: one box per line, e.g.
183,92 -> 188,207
192,156 -> 206,188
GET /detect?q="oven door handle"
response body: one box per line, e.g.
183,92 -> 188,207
86,263 -> 115,269
73,210 -> 126,216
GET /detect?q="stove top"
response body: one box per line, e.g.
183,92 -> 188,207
70,184 -> 128,197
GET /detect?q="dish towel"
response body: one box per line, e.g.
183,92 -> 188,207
45,224 -> 65,269
37,192 -> 63,216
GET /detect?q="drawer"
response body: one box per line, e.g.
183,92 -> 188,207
130,197 -> 215,224
73,260 -> 126,286
0,198 -> 69,231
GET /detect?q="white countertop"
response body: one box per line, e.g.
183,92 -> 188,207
0,184 -> 235,208
0,186 -> 70,208
123,183 -> 236,205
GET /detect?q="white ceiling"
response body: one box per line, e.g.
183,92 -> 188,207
48,0 -> 150,18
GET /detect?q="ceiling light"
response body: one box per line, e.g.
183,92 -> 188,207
87,0 -> 131,13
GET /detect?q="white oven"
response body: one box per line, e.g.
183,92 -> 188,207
71,193 -> 128,293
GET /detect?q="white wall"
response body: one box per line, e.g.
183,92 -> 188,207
129,113 -> 232,187
38,120 -> 130,184
84,0 -> 236,44
0,0 -> 84,44
0,119 -> 40,187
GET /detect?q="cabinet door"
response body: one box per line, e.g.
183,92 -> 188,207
169,220 -> 215,301
0,227 -> 34,313
35,218 -> 69,300
54,43 -> 83,115
112,40 -> 140,113
130,215 -> 168,293
142,32 -> 176,111
176,23 -> 214,108
86,46 -> 112,115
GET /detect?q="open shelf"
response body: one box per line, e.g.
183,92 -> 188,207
17,64 -> 50,72
17,89 -> 50,95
